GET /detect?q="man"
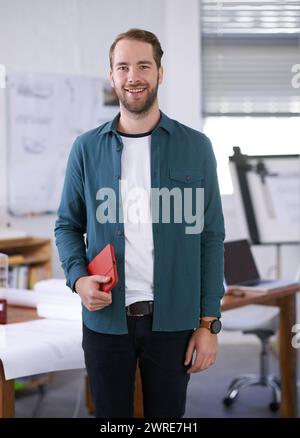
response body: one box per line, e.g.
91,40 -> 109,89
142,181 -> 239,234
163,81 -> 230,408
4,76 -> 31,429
55,28 -> 225,418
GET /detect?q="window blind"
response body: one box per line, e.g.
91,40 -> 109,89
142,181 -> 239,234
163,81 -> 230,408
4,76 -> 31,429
201,0 -> 300,115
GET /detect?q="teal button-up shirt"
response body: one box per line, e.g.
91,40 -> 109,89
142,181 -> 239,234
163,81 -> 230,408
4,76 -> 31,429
54,111 -> 225,334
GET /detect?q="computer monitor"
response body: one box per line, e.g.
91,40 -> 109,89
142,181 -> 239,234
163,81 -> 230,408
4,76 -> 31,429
224,239 -> 260,286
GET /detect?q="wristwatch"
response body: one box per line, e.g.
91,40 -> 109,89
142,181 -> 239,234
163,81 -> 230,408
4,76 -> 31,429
199,318 -> 222,334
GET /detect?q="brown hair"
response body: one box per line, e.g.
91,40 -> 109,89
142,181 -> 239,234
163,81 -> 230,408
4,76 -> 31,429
109,28 -> 163,69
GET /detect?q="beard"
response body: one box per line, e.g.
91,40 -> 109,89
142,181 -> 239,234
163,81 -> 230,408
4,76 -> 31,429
113,76 -> 159,115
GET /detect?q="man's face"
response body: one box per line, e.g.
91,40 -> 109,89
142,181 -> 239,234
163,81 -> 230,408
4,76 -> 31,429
109,39 -> 163,115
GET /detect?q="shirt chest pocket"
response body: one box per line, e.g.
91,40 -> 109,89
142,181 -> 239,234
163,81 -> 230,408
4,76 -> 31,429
169,168 -> 204,186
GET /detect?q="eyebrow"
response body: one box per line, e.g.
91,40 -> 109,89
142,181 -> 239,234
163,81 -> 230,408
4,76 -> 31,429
115,60 -> 153,67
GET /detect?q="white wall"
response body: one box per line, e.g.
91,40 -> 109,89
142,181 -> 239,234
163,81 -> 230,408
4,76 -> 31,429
0,0 -> 202,277
164,0 -> 202,129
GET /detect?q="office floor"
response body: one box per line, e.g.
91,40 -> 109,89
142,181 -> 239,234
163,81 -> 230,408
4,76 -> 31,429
14,340 -> 300,418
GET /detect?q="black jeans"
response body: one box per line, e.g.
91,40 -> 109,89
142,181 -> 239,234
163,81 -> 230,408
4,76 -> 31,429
82,315 -> 193,418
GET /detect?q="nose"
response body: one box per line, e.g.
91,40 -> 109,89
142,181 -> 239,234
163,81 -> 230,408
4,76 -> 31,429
127,67 -> 141,84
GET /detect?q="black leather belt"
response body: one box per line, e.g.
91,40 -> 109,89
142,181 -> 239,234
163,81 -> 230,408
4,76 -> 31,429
126,301 -> 153,316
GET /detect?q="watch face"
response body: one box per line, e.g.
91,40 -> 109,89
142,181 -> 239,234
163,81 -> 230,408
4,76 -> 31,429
211,319 -> 222,334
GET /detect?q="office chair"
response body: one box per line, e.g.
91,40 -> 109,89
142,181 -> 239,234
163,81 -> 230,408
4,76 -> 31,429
222,304 -> 281,412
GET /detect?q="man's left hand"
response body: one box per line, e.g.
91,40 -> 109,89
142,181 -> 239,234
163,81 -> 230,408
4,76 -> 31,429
184,328 -> 217,373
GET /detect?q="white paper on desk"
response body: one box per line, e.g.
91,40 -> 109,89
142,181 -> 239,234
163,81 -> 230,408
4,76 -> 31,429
0,288 -> 38,307
0,319 -> 85,379
226,279 -> 299,293
0,228 -> 27,240
33,279 -> 73,296
37,302 -> 81,321
0,286 -> 80,308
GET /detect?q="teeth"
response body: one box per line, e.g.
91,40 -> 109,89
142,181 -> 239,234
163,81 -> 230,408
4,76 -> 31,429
125,88 -> 145,93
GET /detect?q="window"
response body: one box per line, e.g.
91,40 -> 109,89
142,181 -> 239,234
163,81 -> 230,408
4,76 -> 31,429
201,0 -> 300,194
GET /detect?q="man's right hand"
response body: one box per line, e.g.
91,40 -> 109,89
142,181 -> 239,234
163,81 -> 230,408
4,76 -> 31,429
75,275 -> 112,311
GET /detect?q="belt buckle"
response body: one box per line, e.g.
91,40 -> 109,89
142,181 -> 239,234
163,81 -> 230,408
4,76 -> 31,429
126,305 -> 136,316
126,301 -> 152,317
127,306 -> 145,317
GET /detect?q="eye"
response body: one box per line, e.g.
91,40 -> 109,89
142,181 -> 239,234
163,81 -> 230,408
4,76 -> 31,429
140,65 -> 150,70
118,66 -> 128,71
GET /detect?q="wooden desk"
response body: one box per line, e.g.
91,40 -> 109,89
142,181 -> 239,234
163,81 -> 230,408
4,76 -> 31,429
0,306 -> 41,418
134,284 -> 300,418
1,284 -> 300,418
221,284 -> 300,418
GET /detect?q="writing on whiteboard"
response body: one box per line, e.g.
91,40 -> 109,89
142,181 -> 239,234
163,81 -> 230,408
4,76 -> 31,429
6,72 -> 118,215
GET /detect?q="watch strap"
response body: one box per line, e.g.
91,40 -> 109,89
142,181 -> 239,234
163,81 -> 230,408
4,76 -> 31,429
199,319 -> 214,331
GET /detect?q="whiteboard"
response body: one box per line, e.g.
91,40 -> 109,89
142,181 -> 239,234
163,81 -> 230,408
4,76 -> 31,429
6,72 -> 119,216
230,155 -> 300,243
247,156 -> 300,243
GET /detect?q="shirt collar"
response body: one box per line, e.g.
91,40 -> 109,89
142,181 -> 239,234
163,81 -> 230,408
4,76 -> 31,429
100,110 -> 174,135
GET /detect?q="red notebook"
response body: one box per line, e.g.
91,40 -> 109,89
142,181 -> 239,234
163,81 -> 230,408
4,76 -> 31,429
87,243 -> 119,292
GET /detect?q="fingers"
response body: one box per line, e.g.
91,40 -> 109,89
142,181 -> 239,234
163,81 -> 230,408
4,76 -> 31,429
88,302 -> 110,311
201,355 -> 216,370
91,275 -> 111,283
84,290 -> 112,311
91,290 -> 112,304
95,290 -> 112,300
184,338 -> 195,366
184,339 -> 216,372
187,353 -> 216,374
76,274 -> 114,311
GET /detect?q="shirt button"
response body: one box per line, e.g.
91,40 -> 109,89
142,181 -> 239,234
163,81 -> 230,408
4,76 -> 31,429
115,175 -> 120,180
185,175 -> 191,182
117,230 -> 123,236
118,286 -> 122,291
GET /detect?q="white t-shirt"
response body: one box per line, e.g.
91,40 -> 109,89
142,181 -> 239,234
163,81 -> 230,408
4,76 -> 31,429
119,133 -> 154,307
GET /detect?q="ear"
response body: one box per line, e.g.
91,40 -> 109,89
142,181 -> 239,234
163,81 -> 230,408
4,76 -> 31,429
109,69 -> 114,88
158,66 -> 163,85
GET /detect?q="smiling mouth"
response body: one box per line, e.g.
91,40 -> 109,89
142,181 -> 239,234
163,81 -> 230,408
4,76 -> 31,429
124,87 -> 147,94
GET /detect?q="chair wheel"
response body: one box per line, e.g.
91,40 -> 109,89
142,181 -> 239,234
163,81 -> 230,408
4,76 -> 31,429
223,396 -> 235,407
269,402 -> 280,412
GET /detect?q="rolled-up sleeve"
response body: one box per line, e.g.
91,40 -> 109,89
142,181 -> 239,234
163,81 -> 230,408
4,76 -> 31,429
200,136 -> 225,317
54,137 -> 88,291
